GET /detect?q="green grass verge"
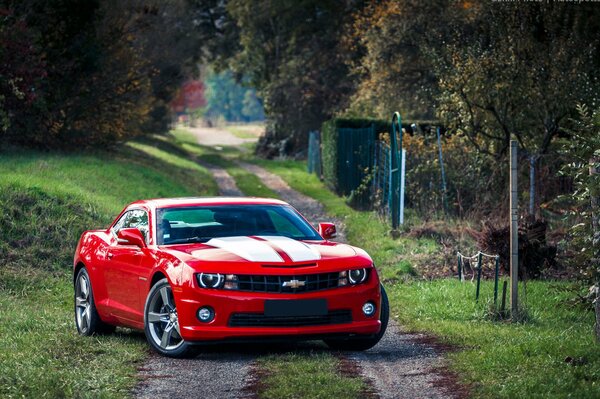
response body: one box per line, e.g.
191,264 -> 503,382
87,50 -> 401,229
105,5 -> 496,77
0,142 -> 218,398
256,352 -> 365,399
224,124 -> 264,139
391,279 -> 600,398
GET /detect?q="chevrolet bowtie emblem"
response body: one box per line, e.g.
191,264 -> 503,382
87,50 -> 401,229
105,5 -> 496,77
282,279 -> 305,289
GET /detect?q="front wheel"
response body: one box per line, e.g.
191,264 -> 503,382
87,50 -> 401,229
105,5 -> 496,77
144,278 -> 196,358
325,283 -> 389,351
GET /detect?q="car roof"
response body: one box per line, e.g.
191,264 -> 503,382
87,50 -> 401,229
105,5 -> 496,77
129,197 -> 288,209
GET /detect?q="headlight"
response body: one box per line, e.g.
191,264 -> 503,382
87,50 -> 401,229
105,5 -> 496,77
338,268 -> 369,286
197,273 -> 224,289
348,268 -> 368,284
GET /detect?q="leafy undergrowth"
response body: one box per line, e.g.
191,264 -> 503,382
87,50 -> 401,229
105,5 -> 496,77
0,144 -> 217,398
390,279 -> 600,398
255,352 -> 365,399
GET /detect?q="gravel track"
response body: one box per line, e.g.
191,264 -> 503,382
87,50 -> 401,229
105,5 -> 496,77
200,162 -> 243,196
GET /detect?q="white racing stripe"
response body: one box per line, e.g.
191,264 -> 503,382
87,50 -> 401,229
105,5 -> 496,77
205,236 -> 283,262
258,236 -> 321,262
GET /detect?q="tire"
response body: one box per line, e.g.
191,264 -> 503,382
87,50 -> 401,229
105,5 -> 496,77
325,283 -> 389,351
74,267 -> 116,335
143,278 -> 196,358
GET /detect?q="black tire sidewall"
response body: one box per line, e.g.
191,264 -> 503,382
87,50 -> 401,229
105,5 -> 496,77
74,267 -> 102,336
143,278 -> 195,358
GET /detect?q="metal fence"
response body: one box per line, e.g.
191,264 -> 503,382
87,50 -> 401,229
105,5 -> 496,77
307,130 -> 321,176
308,113 -> 405,228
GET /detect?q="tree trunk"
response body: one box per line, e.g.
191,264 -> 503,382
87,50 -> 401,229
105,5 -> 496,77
591,157 -> 600,341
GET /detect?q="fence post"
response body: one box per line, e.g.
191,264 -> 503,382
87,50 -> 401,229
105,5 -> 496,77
390,112 -> 403,230
307,131 -> 315,174
510,140 -> 519,315
436,127 -> 449,214
457,254 -> 463,282
494,256 -> 500,306
400,148 -> 406,225
475,252 -> 483,301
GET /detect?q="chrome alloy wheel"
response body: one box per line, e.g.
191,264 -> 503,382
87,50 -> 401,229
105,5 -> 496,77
147,285 -> 184,351
75,273 -> 92,333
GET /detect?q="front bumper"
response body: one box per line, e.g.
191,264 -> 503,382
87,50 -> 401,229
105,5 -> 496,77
175,277 -> 382,342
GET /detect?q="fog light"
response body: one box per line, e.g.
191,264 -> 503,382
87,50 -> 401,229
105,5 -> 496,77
362,302 -> 376,317
197,307 -> 215,322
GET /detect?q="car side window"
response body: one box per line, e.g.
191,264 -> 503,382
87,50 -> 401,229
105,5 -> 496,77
113,209 -> 149,243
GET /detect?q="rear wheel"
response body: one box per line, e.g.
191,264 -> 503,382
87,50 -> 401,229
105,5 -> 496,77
144,278 -> 196,358
325,284 -> 389,351
74,267 -> 115,335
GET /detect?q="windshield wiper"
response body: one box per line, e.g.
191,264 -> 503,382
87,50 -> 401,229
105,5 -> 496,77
165,236 -> 212,245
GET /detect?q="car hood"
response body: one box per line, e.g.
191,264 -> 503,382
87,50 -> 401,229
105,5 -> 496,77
161,235 -> 359,264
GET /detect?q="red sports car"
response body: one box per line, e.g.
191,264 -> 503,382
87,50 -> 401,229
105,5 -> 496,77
73,197 -> 389,357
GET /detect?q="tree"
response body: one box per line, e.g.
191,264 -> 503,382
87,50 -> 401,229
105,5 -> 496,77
343,0 -> 448,120
0,0 -> 212,148
561,104 -> 600,340
435,3 -> 600,160
226,0 -> 357,156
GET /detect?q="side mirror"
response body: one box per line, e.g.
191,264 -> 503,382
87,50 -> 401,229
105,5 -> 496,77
117,228 -> 146,248
318,222 -> 337,240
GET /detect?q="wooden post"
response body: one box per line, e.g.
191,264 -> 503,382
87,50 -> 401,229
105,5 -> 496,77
510,140 -> 519,316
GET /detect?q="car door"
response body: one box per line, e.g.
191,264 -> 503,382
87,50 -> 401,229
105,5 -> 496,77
105,209 -> 150,325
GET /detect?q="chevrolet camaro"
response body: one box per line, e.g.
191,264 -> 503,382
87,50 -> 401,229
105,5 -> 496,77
73,197 -> 389,357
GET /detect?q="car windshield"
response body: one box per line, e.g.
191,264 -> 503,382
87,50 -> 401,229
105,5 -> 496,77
156,204 -> 322,245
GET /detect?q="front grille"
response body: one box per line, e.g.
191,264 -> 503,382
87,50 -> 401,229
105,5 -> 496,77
229,310 -> 352,327
236,272 -> 340,293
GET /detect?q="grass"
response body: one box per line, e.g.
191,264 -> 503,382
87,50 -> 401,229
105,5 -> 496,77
251,156 -> 600,398
0,143 -> 218,398
256,352 -> 365,399
390,279 -> 600,398
224,123 -> 264,139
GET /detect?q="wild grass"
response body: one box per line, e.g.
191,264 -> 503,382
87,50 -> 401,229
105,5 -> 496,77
390,279 -> 600,398
0,142 -> 218,398
256,352 -> 365,399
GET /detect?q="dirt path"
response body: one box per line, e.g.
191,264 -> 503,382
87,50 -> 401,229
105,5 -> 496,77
186,126 -> 258,147
200,162 -> 243,196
